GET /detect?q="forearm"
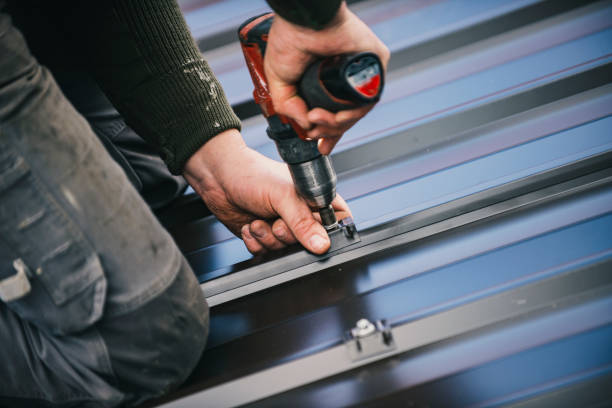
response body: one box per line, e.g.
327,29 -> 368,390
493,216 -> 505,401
266,0 -> 342,30
71,0 -> 241,174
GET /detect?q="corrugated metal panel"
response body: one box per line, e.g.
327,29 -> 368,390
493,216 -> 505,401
152,1 -> 612,407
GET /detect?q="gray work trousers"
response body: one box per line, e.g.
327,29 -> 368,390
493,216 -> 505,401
0,7 -> 208,408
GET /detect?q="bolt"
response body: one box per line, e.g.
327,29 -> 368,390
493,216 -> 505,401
353,318 -> 376,338
357,319 -> 370,329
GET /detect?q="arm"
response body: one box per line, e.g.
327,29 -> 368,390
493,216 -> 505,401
70,0 -> 348,254
264,0 -> 389,154
71,0 -> 241,175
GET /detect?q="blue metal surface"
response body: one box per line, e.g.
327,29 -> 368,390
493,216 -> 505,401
383,211 -> 612,326
382,2 -> 612,103
286,300 -> 612,407
182,0 -> 270,41
309,26 -> 612,154
176,86 -> 612,256
351,115 -> 612,229
370,0 -> 542,52
178,1 -> 612,267
186,114 -> 612,271
338,87 -> 612,200
186,0 -> 552,107
206,193 -> 612,349
162,2 -> 612,405
240,1 -> 612,155
213,4 -> 612,260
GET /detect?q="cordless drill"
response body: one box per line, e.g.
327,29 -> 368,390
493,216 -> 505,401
238,13 -> 384,232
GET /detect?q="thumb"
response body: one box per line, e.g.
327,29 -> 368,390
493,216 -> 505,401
275,194 -> 331,254
266,75 -> 311,130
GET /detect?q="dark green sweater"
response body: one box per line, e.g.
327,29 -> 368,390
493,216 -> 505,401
268,0 -> 343,30
7,0 -> 342,174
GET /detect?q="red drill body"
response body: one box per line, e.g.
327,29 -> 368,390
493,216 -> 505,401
238,13 -> 383,231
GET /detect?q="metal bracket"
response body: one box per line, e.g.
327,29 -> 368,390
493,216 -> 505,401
327,217 -> 360,253
345,318 -> 395,361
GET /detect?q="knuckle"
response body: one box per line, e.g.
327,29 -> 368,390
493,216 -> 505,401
249,221 -> 266,238
272,224 -> 287,240
273,222 -> 295,243
290,216 -> 317,239
247,242 -> 265,255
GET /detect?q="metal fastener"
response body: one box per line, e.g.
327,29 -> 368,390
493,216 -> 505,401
353,318 -> 376,338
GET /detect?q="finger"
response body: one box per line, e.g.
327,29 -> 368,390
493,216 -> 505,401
272,218 -> 297,245
331,193 -> 352,216
318,194 -> 352,221
308,105 -> 372,128
311,194 -> 352,226
250,219 -> 287,251
307,108 -> 337,127
318,136 -> 342,155
241,224 -> 266,255
378,43 -> 391,70
280,94 -> 312,130
307,124 -> 341,140
266,78 -> 311,130
335,105 -> 374,125
306,109 -> 367,141
273,194 -> 331,254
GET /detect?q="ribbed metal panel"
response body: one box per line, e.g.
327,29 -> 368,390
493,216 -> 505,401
151,1 -> 612,407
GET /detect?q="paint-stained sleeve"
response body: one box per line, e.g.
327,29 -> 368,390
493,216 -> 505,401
72,0 -> 241,174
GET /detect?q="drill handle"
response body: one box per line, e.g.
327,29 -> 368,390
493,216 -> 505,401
239,13 -> 385,130
299,52 -> 384,113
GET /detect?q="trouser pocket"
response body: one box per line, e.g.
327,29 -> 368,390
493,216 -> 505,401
0,148 -> 106,335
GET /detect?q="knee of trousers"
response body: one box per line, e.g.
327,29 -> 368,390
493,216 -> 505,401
99,258 -> 209,403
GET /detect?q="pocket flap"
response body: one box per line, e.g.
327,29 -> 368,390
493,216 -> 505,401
39,241 -> 104,306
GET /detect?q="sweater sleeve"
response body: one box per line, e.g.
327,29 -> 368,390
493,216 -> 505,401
266,0 -> 343,30
72,0 -> 241,174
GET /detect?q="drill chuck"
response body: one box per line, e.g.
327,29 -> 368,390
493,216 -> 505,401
266,116 -> 338,229
319,204 -> 339,231
288,156 -> 337,209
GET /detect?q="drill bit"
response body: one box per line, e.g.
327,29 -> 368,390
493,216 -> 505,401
320,204 -> 338,231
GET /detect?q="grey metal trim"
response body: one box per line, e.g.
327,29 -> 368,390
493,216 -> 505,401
202,152 -> 612,306
171,257 -> 612,408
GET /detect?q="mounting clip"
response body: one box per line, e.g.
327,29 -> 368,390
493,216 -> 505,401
327,217 -> 360,253
345,318 -> 395,361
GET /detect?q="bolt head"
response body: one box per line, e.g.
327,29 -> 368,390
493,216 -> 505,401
357,318 -> 371,329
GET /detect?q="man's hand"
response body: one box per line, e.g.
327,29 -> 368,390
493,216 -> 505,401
183,129 -> 351,255
264,2 -> 389,155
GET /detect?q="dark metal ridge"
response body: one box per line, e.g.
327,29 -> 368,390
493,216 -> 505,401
503,372 -> 612,408
246,259 -> 612,408
356,372 -> 612,408
165,257 -> 612,407
198,150 -> 612,305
